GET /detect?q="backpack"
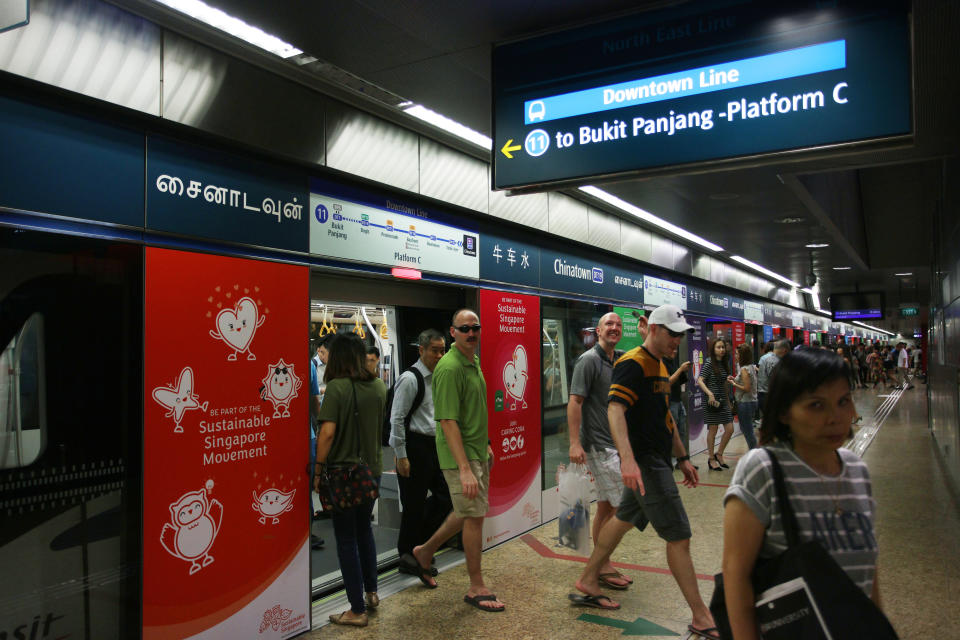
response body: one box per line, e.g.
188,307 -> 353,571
381,366 -> 426,447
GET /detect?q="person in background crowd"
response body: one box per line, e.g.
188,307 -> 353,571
722,347 -> 884,639
699,338 -> 734,471
912,344 -> 923,377
366,345 -> 380,377
568,311 -> 633,590
728,344 -> 758,450
855,344 -> 868,389
314,333 -> 387,627
896,342 -> 914,390
881,346 -> 898,389
867,345 -> 883,388
391,329 -> 451,587
313,334 -> 333,400
757,340 -> 789,420
666,354 -> 695,470
413,309 -> 504,612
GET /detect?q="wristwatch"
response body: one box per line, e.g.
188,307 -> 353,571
676,455 -> 690,463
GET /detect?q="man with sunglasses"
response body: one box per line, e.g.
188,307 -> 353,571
570,305 -> 718,639
411,309 -> 504,612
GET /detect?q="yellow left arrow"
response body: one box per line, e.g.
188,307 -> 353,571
501,139 -> 522,159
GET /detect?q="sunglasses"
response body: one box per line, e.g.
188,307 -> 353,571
455,324 -> 482,333
666,327 -> 686,338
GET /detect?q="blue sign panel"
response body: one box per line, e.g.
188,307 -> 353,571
686,285 -> 707,314
763,325 -> 774,343
539,250 -> 644,303
147,136 -> 308,252
0,96 -> 144,227
492,1 -> 910,190
706,291 -> 740,319
479,232 -> 540,289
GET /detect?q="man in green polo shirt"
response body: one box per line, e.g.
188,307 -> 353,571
411,308 -> 504,612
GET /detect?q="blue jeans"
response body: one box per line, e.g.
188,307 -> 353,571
738,400 -> 758,449
331,490 -> 379,613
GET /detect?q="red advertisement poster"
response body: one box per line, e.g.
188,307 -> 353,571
144,248 -> 310,639
732,322 -> 745,351
478,289 -> 542,548
804,330 -> 811,346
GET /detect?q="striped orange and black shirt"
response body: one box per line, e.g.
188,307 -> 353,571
608,345 -> 676,462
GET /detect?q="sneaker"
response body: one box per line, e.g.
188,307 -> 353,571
310,534 -> 325,550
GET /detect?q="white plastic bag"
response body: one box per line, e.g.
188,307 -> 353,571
556,463 -> 592,555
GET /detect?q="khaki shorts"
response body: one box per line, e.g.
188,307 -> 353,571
584,447 -> 624,507
442,458 -> 491,518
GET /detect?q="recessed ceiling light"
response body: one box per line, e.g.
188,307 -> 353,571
774,216 -> 805,224
832,266 -> 851,270
805,243 -> 829,248
894,272 -> 913,276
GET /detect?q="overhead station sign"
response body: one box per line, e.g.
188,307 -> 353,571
492,0 -> 910,190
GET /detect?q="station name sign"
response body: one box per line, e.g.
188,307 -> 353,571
492,0 -> 910,190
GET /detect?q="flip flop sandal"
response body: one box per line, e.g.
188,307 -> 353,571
568,593 -> 620,610
463,594 -> 505,612
687,624 -> 721,639
598,572 -> 629,590
416,565 -> 438,589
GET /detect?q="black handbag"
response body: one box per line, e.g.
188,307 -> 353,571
709,448 -> 898,639
316,381 -> 379,513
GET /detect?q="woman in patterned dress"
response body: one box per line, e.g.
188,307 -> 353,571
697,337 -> 734,471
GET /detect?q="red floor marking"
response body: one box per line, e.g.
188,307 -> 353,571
520,534 -> 715,582
688,481 -> 730,488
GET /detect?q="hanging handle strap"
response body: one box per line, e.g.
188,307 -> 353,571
765,448 -> 801,548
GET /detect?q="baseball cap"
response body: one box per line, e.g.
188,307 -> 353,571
647,304 -> 694,333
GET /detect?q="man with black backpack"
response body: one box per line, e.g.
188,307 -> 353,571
388,328 -> 451,582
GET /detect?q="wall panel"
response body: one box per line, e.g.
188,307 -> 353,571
326,101 -> 419,192
419,138 -> 489,213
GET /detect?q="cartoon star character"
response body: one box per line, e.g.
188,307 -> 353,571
152,367 -> 208,433
160,488 -> 223,575
260,360 -> 301,418
209,296 -> 265,361
252,488 -> 296,524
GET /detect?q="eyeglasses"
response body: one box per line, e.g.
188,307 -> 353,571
454,324 -> 482,333
666,327 -> 686,338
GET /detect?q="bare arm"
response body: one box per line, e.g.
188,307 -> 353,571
439,418 -> 479,500
728,368 -> 751,392
312,420 -> 336,491
607,402 -> 643,494
567,394 -> 586,463
669,361 -> 691,386
696,376 -> 716,402
871,561 -> 882,610
722,497 -> 766,640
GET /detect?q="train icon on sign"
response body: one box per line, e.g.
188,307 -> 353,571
527,100 -> 545,122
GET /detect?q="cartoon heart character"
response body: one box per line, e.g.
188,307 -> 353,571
252,488 -> 297,524
502,345 -> 529,410
209,296 -> 265,361
160,488 -> 223,575
152,366 -> 209,433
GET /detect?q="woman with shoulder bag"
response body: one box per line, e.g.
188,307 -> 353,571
727,344 -> 758,450
720,347 -> 894,639
313,333 -> 387,627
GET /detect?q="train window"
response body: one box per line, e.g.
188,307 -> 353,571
0,313 -> 47,469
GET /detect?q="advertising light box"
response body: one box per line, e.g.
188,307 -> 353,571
492,0 -> 910,190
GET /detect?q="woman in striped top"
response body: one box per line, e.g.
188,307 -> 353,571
697,338 -> 734,471
721,348 -> 884,639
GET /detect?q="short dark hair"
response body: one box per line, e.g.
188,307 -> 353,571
317,334 -> 335,350
774,339 -> 791,352
367,345 -> 380,358
759,347 -> 851,445
324,333 -> 375,383
737,343 -> 753,367
418,328 -> 444,348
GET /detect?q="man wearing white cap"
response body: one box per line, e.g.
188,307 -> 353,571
570,305 -> 718,639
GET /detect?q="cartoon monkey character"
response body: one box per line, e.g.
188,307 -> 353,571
160,488 -> 223,575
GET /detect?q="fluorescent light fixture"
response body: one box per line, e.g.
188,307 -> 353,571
578,186 -> 724,252
805,243 -> 829,248
894,272 -> 913,276
152,0 -> 303,58
853,320 -> 894,336
832,266 -> 851,270
801,283 -> 828,314
403,104 -> 492,149
730,255 -> 801,288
